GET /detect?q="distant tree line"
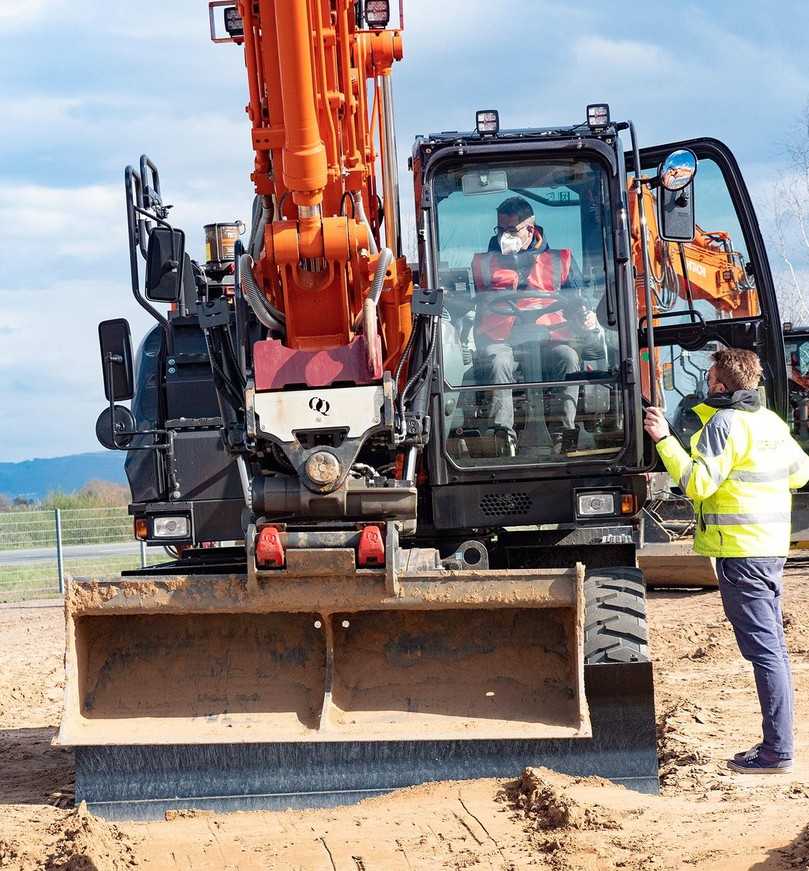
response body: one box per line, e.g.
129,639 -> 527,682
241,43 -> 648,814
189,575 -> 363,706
0,480 -> 129,512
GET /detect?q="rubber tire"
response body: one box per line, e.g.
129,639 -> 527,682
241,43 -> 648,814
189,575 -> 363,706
584,567 -> 650,664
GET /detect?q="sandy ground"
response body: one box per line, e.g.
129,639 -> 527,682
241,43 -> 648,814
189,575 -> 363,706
3,564 -> 809,869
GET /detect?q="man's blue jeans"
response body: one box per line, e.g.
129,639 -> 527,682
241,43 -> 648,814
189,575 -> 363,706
717,557 -> 793,760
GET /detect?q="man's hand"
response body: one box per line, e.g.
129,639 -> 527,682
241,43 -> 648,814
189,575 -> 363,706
644,406 -> 670,443
563,299 -> 599,332
582,310 -> 598,331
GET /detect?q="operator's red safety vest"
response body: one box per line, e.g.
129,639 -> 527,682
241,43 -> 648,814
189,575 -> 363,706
471,247 -> 573,343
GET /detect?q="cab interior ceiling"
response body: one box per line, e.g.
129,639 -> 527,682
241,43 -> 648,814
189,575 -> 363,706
433,158 -> 603,205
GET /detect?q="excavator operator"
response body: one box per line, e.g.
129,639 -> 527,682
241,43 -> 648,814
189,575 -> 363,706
471,196 -> 604,454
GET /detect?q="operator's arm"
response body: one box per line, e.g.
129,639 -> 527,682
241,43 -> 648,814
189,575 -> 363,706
646,408 -> 738,501
787,436 -> 809,490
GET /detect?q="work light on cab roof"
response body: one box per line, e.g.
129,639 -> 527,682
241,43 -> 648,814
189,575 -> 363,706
586,103 -> 611,131
475,109 -> 499,136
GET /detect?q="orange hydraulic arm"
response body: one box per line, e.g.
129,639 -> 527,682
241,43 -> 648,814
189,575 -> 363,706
627,179 -> 759,403
229,0 -> 412,370
629,181 -> 759,323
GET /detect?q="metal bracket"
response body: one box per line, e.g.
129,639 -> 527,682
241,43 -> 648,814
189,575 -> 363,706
198,297 -> 232,329
411,286 -> 444,317
384,523 -> 400,596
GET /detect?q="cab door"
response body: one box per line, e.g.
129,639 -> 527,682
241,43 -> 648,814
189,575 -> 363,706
626,138 -> 787,445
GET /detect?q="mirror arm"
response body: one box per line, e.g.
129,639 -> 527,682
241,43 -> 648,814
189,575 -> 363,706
103,352 -> 171,455
127,201 -> 170,334
676,242 -> 698,324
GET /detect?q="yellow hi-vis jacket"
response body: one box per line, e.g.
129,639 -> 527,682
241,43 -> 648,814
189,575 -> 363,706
655,390 -> 809,557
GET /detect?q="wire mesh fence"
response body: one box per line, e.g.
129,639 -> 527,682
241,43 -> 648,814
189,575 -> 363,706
0,508 -> 164,602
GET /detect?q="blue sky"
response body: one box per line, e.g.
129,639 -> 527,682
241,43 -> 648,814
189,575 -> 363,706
1,0 -> 808,461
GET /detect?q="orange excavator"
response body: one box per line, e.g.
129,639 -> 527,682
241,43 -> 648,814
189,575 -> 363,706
633,190 -> 758,323
59,2 -> 789,818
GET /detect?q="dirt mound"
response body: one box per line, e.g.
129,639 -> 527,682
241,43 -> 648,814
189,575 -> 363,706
0,839 -> 22,868
782,608 -> 809,654
507,767 -> 620,831
656,699 -> 712,791
652,618 -> 731,665
42,803 -> 138,871
502,769 -> 671,870
781,823 -> 809,869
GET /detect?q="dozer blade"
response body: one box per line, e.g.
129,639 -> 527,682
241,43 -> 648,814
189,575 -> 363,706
58,555 -> 657,819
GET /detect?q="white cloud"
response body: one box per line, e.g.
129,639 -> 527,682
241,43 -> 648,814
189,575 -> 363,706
0,277 -> 156,460
572,36 -> 673,72
0,0 -> 63,28
0,183 -> 123,260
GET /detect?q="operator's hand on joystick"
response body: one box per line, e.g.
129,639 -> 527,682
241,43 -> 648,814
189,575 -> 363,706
644,406 -> 670,443
563,297 -> 599,333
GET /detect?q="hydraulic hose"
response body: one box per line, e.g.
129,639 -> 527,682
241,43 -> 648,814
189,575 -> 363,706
369,247 -> 392,306
239,253 -> 286,334
249,196 -> 272,261
352,192 -> 379,255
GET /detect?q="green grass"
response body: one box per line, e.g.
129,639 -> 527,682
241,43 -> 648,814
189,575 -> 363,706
0,507 -> 132,550
0,553 -> 166,603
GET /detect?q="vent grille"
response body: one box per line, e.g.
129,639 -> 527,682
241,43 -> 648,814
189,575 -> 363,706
479,492 -> 532,517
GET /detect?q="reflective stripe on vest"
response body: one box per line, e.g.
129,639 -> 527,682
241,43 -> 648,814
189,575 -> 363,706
702,511 -> 792,526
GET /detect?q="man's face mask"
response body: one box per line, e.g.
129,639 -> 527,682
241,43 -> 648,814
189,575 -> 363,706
496,216 -> 534,255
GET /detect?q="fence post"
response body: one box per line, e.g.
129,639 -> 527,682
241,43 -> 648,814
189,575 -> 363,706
140,540 -> 147,569
55,508 -> 64,595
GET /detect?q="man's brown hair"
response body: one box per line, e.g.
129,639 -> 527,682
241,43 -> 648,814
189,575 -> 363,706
712,348 -> 763,392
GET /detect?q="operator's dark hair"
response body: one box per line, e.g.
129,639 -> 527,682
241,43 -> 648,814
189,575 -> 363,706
497,196 -> 534,222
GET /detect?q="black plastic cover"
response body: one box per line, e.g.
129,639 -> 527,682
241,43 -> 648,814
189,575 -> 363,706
99,318 -> 134,402
145,227 -> 185,302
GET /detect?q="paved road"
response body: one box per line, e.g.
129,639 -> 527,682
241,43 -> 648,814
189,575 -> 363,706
0,541 -> 141,566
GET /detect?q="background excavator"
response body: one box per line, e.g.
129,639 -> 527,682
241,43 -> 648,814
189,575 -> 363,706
59,1 -> 788,819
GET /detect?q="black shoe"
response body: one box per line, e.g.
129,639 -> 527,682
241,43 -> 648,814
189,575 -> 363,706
728,746 -> 792,774
732,743 -> 762,764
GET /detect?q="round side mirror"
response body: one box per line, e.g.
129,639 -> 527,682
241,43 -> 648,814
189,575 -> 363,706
658,149 -> 698,191
96,405 -> 136,450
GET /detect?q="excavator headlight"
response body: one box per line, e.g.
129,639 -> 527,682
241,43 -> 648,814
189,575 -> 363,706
153,515 -> 191,539
586,103 -> 610,131
576,492 -> 615,517
476,110 -> 499,136
365,0 -> 390,28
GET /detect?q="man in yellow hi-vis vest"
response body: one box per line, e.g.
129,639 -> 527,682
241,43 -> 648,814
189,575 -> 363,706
645,348 -> 809,773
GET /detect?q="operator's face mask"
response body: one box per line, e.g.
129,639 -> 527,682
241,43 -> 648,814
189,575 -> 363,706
499,232 -> 524,255
496,217 -> 534,255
